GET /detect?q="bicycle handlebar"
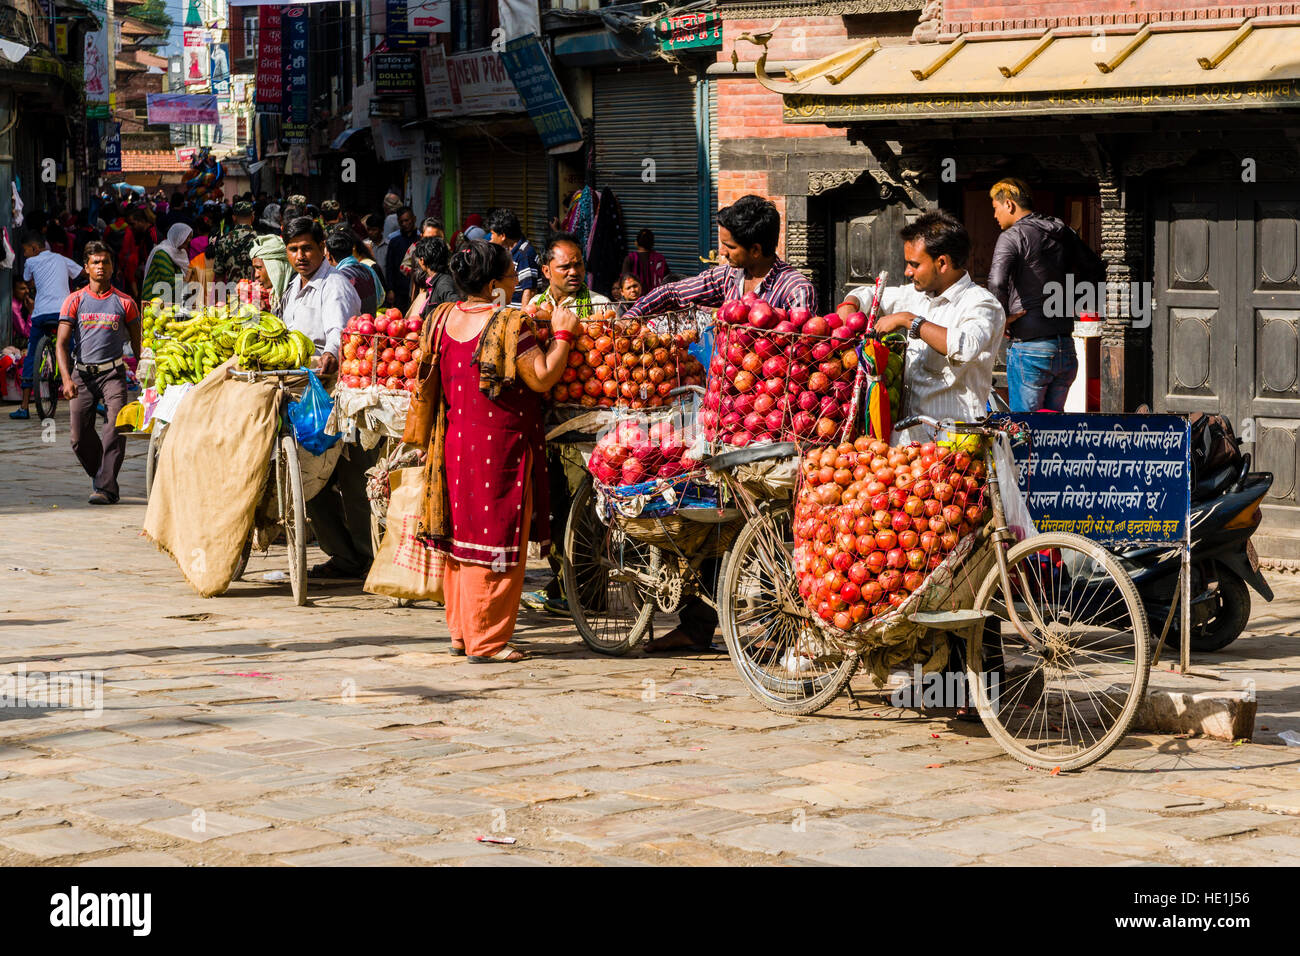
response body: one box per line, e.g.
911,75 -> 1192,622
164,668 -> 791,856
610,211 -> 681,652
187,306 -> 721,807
229,368 -> 308,380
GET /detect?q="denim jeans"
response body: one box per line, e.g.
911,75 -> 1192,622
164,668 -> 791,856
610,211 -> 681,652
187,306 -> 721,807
20,314 -> 61,389
1006,335 -> 1078,412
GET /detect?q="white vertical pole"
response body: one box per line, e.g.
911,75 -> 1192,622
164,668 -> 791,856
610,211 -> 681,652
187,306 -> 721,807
1179,547 -> 1191,674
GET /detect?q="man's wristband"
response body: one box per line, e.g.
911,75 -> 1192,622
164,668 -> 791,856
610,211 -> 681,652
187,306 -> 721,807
909,315 -> 927,339
552,329 -> 574,345
838,300 -> 859,312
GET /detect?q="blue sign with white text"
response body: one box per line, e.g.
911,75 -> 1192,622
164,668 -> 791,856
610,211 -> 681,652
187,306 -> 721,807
500,34 -> 582,150
1005,413 -> 1192,545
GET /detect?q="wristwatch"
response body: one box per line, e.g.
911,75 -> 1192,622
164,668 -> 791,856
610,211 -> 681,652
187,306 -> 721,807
909,315 -> 927,339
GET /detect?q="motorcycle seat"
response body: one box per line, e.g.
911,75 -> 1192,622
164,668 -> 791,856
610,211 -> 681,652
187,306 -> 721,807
1192,463 -> 1237,503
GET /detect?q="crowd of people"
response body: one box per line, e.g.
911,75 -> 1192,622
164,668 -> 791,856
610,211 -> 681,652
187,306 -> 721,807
4,176 -> 1098,662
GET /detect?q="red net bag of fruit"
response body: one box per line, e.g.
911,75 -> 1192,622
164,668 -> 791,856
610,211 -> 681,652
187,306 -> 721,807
791,434 -> 993,634
534,303 -> 706,410
701,297 -> 866,449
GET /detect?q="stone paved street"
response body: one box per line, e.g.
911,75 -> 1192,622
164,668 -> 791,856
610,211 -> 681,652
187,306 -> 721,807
3,411 -> 1300,866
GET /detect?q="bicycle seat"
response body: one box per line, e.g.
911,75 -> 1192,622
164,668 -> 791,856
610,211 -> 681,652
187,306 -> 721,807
703,441 -> 797,472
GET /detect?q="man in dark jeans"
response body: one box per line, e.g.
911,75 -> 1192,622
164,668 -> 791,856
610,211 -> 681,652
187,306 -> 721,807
988,177 -> 1104,412
55,242 -> 141,505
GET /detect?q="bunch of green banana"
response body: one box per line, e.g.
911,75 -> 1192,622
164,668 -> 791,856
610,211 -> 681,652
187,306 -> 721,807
153,339 -> 224,392
234,313 -> 314,370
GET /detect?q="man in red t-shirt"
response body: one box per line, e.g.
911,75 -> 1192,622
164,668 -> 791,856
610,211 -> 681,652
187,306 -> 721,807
56,241 -> 141,505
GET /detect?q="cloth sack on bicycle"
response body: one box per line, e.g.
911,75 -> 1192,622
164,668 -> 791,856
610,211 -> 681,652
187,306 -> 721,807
364,466 -> 445,602
143,360 -> 279,597
287,369 -> 340,456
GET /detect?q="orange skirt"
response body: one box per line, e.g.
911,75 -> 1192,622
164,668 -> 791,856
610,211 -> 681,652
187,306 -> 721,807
443,477 -> 532,658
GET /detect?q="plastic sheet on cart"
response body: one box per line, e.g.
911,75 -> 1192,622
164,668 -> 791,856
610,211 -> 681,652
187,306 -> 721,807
329,386 -> 411,449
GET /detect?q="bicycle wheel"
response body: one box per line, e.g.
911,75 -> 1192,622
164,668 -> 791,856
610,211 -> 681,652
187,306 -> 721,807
231,535 -> 253,582
33,336 -> 59,421
276,434 -> 307,606
562,478 -> 658,656
719,508 -> 859,715
967,531 -> 1151,771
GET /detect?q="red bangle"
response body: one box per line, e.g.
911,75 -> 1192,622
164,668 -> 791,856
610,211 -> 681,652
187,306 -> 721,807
552,330 -> 574,344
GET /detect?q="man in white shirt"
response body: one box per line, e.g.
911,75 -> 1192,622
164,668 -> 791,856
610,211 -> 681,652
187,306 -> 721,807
11,232 -> 85,420
279,216 -> 359,381
839,211 -> 1005,444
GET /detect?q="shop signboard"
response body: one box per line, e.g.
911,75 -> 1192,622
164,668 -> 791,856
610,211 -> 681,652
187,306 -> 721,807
499,34 -> 581,150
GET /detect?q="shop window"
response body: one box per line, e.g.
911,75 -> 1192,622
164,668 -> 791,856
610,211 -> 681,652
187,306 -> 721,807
242,10 -> 257,59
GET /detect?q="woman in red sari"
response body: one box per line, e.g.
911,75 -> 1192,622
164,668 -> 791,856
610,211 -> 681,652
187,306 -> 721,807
435,240 -> 581,662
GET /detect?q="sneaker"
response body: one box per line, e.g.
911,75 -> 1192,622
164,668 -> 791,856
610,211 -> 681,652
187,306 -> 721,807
8,408 -> 29,420
88,491 -> 117,505
521,589 -> 548,611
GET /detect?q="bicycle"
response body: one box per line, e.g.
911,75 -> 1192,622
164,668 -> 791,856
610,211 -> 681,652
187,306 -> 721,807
749,412 -> 1152,772
230,368 -> 309,605
33,333 -> 60,421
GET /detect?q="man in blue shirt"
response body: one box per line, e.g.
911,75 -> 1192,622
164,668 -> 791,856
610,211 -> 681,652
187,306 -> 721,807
487,208 -> 538,307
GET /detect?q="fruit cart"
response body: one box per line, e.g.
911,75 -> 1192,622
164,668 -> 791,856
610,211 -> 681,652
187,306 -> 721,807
563,292 -> 1152,771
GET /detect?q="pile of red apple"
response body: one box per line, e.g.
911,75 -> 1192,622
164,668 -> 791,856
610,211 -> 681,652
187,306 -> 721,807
337,308 -> 425,392
536,310 -> 706,408
587,418 -> 701,487
793,437 -> 990,631
701,295 -> 868,448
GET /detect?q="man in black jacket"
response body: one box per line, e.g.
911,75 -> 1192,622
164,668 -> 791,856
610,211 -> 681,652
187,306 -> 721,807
988,178 -> 1104,412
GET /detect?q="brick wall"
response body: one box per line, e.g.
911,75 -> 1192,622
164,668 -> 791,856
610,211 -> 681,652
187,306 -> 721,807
715,20 -> 855,142
943,1 -> 1300,32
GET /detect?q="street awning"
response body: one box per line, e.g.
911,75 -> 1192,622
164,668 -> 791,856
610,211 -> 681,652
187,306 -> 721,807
759,20 -> 1300,123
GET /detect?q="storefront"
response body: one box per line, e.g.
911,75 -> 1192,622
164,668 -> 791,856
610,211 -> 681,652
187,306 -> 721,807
757,22 -> 1300,557
592,63 -> 717,278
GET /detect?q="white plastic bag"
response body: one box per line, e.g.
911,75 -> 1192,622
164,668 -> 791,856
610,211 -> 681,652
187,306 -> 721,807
992,432 -> 1038,541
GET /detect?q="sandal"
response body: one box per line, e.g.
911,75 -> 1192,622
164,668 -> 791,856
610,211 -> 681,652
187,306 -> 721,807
449,644 -> 465,656
468,644 -> 530,663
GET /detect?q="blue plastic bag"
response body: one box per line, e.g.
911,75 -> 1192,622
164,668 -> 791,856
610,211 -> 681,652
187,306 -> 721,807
288,370 -> 340,455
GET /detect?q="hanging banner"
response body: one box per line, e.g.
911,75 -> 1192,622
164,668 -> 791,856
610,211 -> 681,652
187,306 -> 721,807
147,93 -> 220,125
255,5 -> 283,108
210,42 -> 231,98
500,34 -> 582,150
446,49 -> 522,115
103,123 -> 122,173
183,28 -> 210,88
374,52 -> 419,95
421,46 -> 453,116
83,0 -> 110,108
282,7 -> 309,124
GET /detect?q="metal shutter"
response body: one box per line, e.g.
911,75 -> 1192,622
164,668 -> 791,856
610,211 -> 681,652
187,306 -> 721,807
457,134 -> 549,245
708,77 -> 718,254
594,66 -> 702,277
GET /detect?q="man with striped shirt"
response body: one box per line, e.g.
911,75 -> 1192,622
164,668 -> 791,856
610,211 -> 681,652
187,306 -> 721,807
487,208 -> 539,308
635,194 -> 816,654
622,195 -> 815,319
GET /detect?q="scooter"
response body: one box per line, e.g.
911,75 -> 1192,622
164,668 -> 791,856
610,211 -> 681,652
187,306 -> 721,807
1112,454 -> 1273,652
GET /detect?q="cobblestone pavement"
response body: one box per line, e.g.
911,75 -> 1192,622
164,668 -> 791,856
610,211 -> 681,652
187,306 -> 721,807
2,411 -> 1300,866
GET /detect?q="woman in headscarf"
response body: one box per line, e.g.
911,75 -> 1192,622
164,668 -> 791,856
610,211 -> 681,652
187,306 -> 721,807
247,233 -> 292,311
450,213 -> 485,251
141,222 -> 192,300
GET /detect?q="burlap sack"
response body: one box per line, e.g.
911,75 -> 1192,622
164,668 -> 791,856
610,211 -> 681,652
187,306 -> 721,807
363,467 -> 445,602
143,362 -> 279,597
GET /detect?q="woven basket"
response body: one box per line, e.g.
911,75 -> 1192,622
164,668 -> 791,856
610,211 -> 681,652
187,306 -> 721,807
614,510 -> 743,557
